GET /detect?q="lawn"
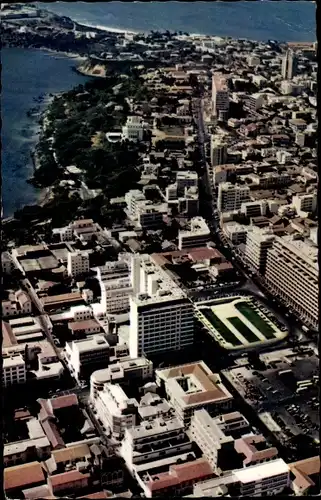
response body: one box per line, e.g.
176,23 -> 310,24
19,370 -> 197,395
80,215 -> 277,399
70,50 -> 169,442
202,309 -> 242,346
234,302 -> 276,339
227,316 -> 261,344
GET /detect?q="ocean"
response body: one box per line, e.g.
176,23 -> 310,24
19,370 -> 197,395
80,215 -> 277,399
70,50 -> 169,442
1,49 -> 88,217
2,2 -> 316,216
39,1 -> 316,41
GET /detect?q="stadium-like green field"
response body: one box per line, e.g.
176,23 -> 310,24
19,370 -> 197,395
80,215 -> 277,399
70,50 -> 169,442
197,296 -> 287,350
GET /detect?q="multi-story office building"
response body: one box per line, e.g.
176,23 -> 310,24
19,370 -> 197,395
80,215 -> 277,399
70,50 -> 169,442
65,334 -> 110,381
223,222 -> 248,245
121,417 -> 192,472
233,459 -> 290,496
217,182 -> 250,213
194,459 -> 290,497
281,49 -> 298,80
67,251 -> 90,277
176,171 -> 198,197
2,353 -> 27,387
292,193 -> 317,217
129,255 -> 194,358
210,137 -> 228,168
178,217 -> 211,250
93,383 -> 138,439
96,260 -> 133,315
190,409 -> 235,473
244,227 -> 275,275
156,361 -> 233,427
240,200 -> 267,218
265,236 -> 318,327
212,73 -> 229,121
90,357 -> 153,400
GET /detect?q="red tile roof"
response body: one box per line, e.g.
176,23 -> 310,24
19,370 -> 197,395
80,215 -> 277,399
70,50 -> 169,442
50,394 -> 79,410
41,420 -> 65,449
50,470 -> 90,488
4,462 -> 46,491
147,458 -> 214,492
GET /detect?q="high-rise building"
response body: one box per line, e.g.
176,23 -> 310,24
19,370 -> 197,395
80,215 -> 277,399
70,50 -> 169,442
265,236 -> 318,327
129,255 -> 194,358
217,182 -> 250,213
210,137 -> 228,167
244,227 -> 275,275
96,260 -> 133,315
281,49 -> 298,80
67,251 -> 90,277
212,73 -> 229,121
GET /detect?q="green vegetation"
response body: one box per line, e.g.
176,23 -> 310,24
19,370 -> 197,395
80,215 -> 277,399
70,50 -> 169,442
25,66 -> 153,229
227,316 -> 261,344
235,302 -> 276,339
202,309 -> 242,346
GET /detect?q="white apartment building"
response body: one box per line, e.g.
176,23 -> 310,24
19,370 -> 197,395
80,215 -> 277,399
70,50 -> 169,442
129,255 -> 194,358
292,193 -> 317,217
90,356 -> 153,400
223,222 -> 248,245
96,260 -> 133,315
265,236 -> 318,328
94,383 -> 138,438
212,73 -> 229,121
125,189 -> 146,218
156,362 -> 233,427
121,417 -> 192,472
218,183 -> 250,213
53,219 -> 98,242
178,217 -> 210,250
2,354 -> 27,387
295,132 -> 305,147
194,459 -> 289,497
176,171 -> 198,197
122,116 -> 144,142
244,227 -> 275,275
67,251 -> 90,277
240,200 -> 267,218
71,305 -> 93,321
210,137 -> 227,168
234,459 -> 290,496
65,334 -> 110,381
166,183 -> 178,202
246,93 -> 265,112
190,409 -> 234,473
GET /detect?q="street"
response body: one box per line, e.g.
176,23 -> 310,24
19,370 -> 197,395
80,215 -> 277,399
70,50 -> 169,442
192,94 -> 306,344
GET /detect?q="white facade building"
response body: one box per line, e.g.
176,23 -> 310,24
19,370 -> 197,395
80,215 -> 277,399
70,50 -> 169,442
234,459 -> 290,496
129,255 -> 194,358
122,116 -> 144,142
292,193 -> 317,217
65,334 -> 110,381
265,236 -> 318,328
121,417 -> 192,472
176,171 -> 198,196
67,251 -> 90,277
244,227 -> 275,275
96,260 -> 133,315
94,383 -> 138,438
2,354 -> 27,387
210,137 -> 228,168
190,409 -> 234,473
223,222 -> 248,245
178,217 -> 211,250
212,73 -> 229,121
218,183 -> 250,213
